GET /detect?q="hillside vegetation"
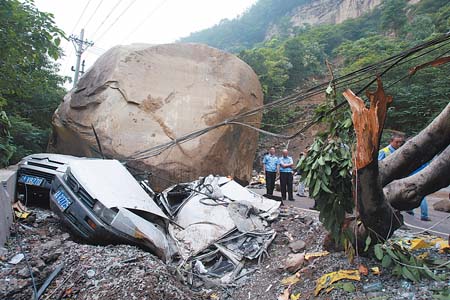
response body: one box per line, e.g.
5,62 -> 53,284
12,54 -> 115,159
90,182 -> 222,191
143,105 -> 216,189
183,0 -> 450,135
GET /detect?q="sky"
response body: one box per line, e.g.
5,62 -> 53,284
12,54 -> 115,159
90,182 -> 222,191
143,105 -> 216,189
34,0 -> 257,86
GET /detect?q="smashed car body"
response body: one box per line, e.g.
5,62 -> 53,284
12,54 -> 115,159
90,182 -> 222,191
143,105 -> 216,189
160,175 -> 280,287
50,159 -> 176,261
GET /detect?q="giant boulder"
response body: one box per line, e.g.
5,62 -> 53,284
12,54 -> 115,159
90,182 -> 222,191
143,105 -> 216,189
49,43 -> 263,190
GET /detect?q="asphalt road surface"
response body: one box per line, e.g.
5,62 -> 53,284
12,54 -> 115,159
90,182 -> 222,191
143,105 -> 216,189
250,186 -> 450,238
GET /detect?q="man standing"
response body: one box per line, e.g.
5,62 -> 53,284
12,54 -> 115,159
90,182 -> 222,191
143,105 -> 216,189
262,147 -> 278,196
378,133 -> 404,160
279,149 -> 294,201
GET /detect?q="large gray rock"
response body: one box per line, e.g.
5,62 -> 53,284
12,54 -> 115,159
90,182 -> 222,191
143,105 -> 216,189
49,43 -> 263,190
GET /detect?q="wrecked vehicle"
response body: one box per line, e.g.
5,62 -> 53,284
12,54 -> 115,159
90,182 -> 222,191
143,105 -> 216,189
160,175 -> 280,287
44,159 -> 281,285
49,159 -> 176,261
16,153 -> 83,205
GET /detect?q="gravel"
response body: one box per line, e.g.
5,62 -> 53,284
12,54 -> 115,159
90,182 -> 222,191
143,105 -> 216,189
1,206 -> 448,300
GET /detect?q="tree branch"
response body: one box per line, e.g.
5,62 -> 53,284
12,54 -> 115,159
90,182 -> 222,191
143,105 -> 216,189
384,145 -> 450,210
379,103 -> 450,187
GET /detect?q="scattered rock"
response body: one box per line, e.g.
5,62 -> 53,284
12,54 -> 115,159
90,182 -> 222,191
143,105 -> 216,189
433,199 -> 450,212
61,233 -> 71,241
284,253 -> 305,273
32,259 -> 46,270
17,266 -> 37,278
288,240 -> 306,253
41,240 -> 60,250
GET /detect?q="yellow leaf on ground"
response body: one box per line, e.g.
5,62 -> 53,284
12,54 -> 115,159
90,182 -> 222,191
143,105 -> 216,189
417,252 -> 430,260
410,238 -> 433,250
371,267 -> 380,275
290,293 -> 301,300
281,272 -> 301,286
314,270 -> 360,296
14,210 -> 31,219
305,251 -> 329,260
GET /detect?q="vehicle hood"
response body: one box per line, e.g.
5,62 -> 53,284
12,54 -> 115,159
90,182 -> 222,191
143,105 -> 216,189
68,159 -> 169,220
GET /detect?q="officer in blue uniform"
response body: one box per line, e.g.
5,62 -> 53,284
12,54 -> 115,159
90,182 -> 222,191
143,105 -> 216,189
279,149 -> 294,201
262,147 -> 279,196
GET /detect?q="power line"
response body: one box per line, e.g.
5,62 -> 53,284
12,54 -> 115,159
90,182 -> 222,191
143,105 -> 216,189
83,0 -> 105,29
91,0 -> 123,39
95,0 -> 138,43
70,0 -> 92,34
120,0 -> 169,44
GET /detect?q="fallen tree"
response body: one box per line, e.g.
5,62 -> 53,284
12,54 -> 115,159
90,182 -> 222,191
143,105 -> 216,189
343,79 -> 450,247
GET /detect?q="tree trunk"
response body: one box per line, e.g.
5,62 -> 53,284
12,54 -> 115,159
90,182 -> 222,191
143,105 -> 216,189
343,78 -> 450,248
343,78 -> 403,243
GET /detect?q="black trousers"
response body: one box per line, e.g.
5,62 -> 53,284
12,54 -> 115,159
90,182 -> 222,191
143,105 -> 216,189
265,171 -> 276,195
280,172 -> 293,200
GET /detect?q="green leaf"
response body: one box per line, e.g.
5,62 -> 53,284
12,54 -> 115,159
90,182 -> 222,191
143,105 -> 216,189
364,235 -> 371,252
321,182 -> 333,193
392,264 -> 402,276
318,156 -> 325,166
381,255 -> 392,268
423,264 -> 439,281
402,266 -> 418,282
342,282 -> 355,292
374,244 -> 384,260
386,247 -> 399,260
324,164 -> 332,176
312,180 -> 321,197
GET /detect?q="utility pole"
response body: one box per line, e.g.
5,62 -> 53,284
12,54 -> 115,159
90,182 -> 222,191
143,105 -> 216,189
69,29 -> 93,88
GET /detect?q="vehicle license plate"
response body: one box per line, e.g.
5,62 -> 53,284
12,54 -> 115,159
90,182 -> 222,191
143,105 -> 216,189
18,175 -> 44,186
54,189 -> 72,211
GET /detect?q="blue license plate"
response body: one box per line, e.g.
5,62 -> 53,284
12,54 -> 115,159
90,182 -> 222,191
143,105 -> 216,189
53,189 -> 72,211
19,175 -> 44,186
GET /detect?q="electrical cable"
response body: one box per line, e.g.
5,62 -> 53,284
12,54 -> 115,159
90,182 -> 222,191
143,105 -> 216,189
69,0 -> 92,34
95,0 -> 138,43
83,0 -> 104,29
120,0 -> 169,44
90,0 -> 123,39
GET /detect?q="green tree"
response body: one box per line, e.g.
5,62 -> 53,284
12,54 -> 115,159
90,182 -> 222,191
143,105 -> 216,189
0,0 -> 66,167
380,0 -> 408,34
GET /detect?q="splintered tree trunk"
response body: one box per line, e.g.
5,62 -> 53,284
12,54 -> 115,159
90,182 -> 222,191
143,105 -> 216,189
343,78 -> 403,244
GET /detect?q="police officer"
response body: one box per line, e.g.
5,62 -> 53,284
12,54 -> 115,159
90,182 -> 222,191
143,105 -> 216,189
262,147 -> 278,196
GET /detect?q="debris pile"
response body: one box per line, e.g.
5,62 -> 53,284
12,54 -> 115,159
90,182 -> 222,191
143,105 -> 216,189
0,209 -> 198,300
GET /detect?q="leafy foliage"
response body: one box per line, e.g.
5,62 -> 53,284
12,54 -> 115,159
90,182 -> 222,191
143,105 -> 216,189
0,0 -> 65,167
373,242 -> 449,282
298,92 -> 354,243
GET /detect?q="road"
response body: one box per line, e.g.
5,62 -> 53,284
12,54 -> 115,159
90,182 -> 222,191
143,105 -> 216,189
251,186 -> 450,238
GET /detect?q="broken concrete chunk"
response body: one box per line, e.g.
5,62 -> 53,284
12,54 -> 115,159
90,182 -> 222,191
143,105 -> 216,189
284,253 -> 305,273
288,240 -> 306,253
8,253 -> 24,265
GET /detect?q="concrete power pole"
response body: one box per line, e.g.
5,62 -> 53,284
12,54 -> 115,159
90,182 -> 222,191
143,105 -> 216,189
69,29 -> 93,88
